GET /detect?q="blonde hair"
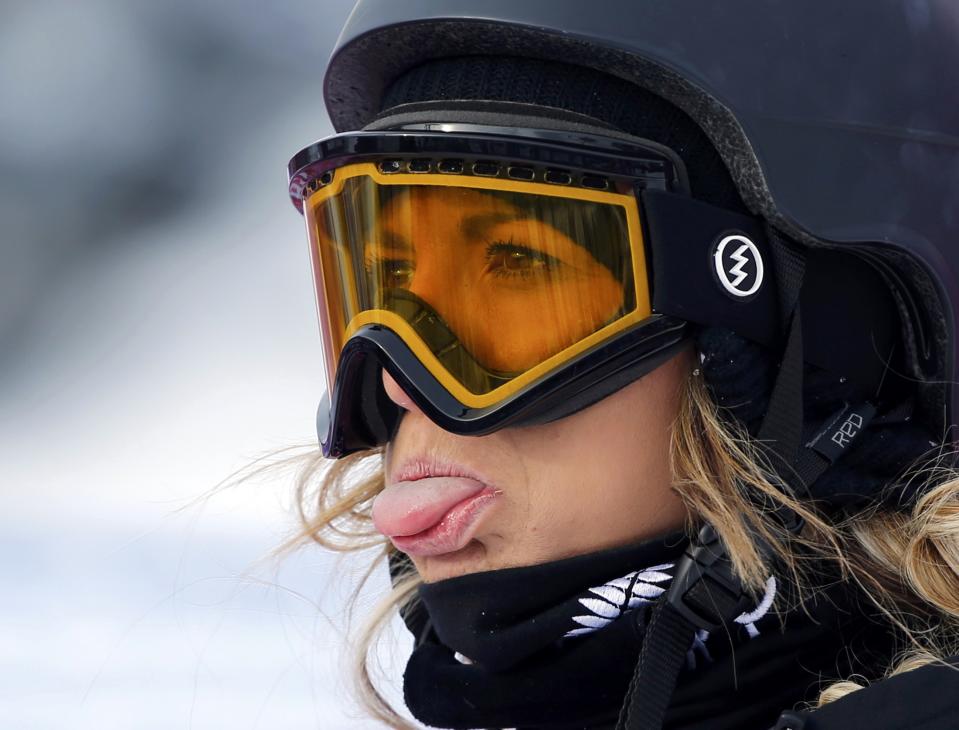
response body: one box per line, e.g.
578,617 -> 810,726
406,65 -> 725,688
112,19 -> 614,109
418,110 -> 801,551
286,370 -> 959,724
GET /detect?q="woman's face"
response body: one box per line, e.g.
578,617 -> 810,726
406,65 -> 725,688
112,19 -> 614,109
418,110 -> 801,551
363,183 -> 690,582
375,353 -> 691,583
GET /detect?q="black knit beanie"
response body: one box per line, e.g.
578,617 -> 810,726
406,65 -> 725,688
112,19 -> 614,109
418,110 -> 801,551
378,55 -> 938,512
380,55 -> 747,212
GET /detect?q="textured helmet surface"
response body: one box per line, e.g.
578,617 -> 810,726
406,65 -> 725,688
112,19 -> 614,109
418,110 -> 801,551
323,0 -> 959,434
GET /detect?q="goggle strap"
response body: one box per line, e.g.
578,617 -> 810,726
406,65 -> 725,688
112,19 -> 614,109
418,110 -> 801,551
645,189 -> 902,399
644,189 -> 780,348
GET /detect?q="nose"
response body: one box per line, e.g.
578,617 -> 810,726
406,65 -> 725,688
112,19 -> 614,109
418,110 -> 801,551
407,280 -> 448,329
382,369 -> 424,416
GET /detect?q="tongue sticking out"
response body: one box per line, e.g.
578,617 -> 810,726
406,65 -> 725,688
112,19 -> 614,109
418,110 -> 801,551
372,477 -> 488,537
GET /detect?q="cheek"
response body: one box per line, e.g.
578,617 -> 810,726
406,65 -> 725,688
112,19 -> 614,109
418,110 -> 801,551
504,352 -> 690,558
457,275 -> 625,373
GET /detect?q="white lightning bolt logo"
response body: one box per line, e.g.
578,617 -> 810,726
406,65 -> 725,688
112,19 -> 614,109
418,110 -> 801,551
729,244 -> 751,288
714,234 -> 764,298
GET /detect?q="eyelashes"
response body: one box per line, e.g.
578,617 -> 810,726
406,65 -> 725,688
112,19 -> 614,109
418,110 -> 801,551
483,239 -> 562,279
364,252 -> 414,288
364,238 -> 566,287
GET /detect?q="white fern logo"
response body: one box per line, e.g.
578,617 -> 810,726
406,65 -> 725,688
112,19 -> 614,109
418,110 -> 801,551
564,563 -> 674,638
564,565 -> 778,675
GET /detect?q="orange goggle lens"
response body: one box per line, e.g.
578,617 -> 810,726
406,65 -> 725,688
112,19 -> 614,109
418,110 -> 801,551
305,163 -> 651,409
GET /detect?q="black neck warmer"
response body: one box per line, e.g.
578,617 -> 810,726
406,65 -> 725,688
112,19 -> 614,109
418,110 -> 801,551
398,535 -> 895,730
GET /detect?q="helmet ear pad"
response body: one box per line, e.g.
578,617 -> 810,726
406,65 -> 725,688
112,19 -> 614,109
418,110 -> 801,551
695,327 -> 775,436
696,326 -> 938,511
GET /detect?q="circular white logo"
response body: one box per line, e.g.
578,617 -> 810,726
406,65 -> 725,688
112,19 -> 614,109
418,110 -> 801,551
713,234 -> 764,298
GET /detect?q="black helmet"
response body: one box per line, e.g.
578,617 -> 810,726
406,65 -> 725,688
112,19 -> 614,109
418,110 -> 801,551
318,0 -> 958,437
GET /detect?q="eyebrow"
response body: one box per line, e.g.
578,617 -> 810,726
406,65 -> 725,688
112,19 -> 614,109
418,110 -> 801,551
369,213 -> 520,257
373,230 -> 414,255
459,212 -> 523,240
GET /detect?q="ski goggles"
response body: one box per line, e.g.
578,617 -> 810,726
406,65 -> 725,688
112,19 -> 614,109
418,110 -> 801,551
289,124 -> 788,457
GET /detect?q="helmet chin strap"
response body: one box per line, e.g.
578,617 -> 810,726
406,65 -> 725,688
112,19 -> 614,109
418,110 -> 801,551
616,228 -> 879,730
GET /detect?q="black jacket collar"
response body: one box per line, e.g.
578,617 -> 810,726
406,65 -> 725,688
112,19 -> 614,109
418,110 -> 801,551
772,658 -> 959,730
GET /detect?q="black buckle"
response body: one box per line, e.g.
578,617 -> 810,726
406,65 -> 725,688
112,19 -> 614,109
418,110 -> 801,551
666,523 -> 753,632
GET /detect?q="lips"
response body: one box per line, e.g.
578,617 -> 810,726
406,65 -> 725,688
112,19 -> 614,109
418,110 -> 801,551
372,466 -> 500,557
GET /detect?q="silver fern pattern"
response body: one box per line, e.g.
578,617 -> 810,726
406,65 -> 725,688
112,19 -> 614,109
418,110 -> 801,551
564,563 -> 674,638
566,567 -> 778,673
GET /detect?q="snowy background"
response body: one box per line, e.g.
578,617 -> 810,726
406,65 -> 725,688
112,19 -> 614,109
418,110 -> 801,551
0,1 -> 410,727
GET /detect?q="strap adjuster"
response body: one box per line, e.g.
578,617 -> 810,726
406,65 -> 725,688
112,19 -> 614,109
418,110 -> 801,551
666,523 -> 752,632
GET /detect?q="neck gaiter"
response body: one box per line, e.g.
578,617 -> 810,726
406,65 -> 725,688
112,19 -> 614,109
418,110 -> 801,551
398,534 -> 890,730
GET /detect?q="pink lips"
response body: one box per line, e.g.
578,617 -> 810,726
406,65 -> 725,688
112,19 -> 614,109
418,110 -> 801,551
372,465 -> 499,557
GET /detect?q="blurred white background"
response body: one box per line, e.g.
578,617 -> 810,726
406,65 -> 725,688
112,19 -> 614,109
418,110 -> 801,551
0,1 -> 410,727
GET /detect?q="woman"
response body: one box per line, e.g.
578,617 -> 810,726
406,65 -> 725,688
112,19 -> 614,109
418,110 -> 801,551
284,3 -> 959,728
